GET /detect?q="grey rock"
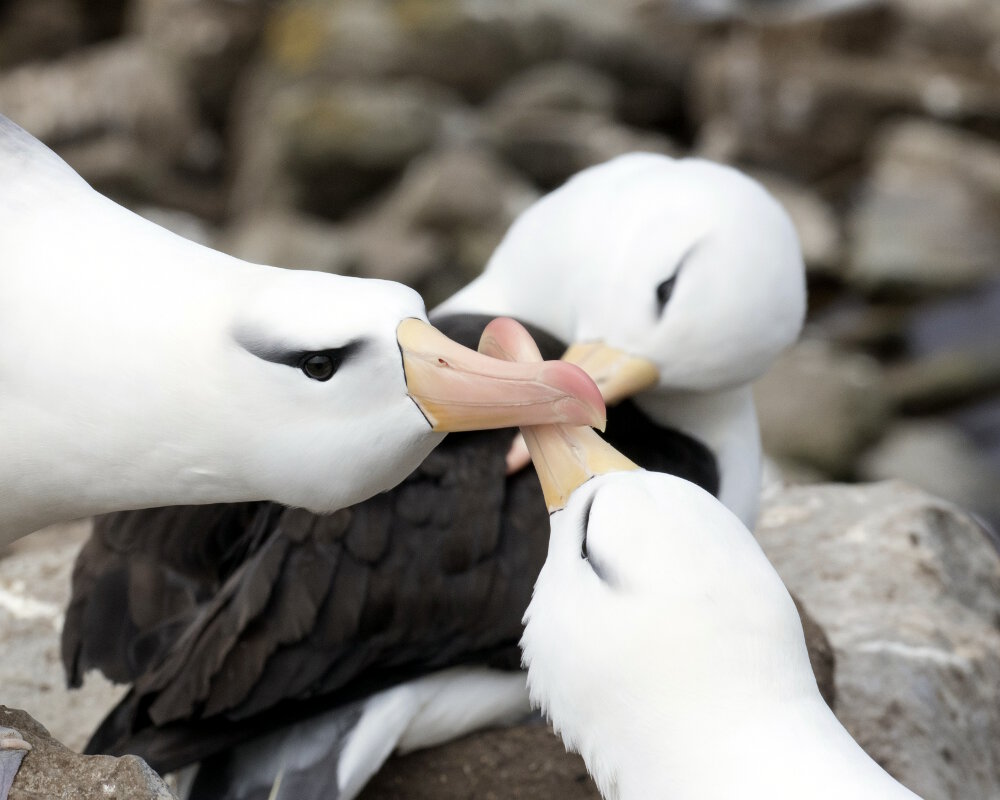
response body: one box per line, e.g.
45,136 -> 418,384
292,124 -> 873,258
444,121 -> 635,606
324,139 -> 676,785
757,482 -> 1000,800
486,107 -> 678,188
752,170 -> 843,276
345,220 -> 447,288
0,706 -> 174,800
368,148 -> 538,234
882,348 -> 1000,414
754,340 -> 891,476
231,78 -> 461,217
221,211 -> 357,275
489,61 -> 620,117
848,120 -> 1000,292
859,420 -> 1000,526
0,39 -> 197,169
127,0 -> 269,124
0,0 -> 84,69
692,34 -> 1000,178
879,0 -> 1000,63
359,722 -> 601,800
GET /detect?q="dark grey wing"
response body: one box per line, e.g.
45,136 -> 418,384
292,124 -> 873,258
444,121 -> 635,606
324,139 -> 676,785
85,424 -> 532,774
77,312 -> 718,777
62,502 -> 271,686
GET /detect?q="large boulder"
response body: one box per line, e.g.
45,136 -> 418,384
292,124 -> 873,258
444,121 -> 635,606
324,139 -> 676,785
2,707 -> 173,800
848,120 -> 1000,292
754,340 -> 891,476
757,481 -> 1000,800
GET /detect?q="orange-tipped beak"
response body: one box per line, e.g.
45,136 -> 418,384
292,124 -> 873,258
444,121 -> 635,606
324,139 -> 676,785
397,318 -> 606,433
480,318 -> 639,512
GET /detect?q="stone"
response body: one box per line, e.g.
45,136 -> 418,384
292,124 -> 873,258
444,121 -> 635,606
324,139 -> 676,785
859,420 -> 1000,528
230,77 -> 460,217
882,349 -> 1000,414
0,524 -> 126,753
488,61 -> 620,117
359,722 -> 600,800
754,340 -> 891,476
1,706 -> 174,800
692,34 -> 1000,179
220,210 -> 357,275
345,220 -> 447,288
752,170 -> 843,276
0,39 -> 211,209
0,0 -> 84,70
127,0 -> 270,125
368,148 -> 538,234
757,482 -> 1000,800
486,108 -> 678,189
848,120 -> 1000,292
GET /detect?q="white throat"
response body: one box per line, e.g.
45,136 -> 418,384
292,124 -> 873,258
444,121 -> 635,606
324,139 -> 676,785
633,385 -> 761,528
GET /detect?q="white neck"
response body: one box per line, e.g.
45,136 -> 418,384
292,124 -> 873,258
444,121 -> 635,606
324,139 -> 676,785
610,695 -> 921,800
633,385 -> 761,528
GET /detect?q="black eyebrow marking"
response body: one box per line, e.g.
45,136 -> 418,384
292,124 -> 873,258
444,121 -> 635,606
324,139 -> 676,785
235,332 -> 366,371
580,495 -> 596,561
656,241 -> 700,316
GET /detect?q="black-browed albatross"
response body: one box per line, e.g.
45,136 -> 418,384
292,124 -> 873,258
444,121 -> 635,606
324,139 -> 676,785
497,318 -> 925,800
62,154 -> 806,797
0,113 -> 606,792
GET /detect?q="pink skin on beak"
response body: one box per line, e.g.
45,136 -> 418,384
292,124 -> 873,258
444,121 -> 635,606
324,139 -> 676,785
397,318 -> 606,433
478,318 -> 638,512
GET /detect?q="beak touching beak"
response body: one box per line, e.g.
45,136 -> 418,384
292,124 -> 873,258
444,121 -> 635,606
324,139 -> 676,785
397,318 -> 606,433
479,318 -> 639,512
561,342 -> 658,406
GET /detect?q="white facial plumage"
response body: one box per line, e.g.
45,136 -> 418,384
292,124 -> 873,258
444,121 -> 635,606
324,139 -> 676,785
438,153 -> 806,392
0,116 -> 604,543
438,153 -> 806,527
520,468 -> 922,800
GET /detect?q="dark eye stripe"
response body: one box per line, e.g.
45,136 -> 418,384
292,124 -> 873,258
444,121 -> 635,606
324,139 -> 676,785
581,495 -> 596,561
236,333 -> 365,373
655,275 -> 677,315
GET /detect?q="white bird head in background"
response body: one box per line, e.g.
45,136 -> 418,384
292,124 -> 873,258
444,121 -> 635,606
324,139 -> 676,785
440,153 -> 807,401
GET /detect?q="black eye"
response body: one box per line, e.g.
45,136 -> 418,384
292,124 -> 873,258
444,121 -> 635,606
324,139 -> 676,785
580,495 -> 596,561
301,354 -> 336,381
655,275 -> 677,316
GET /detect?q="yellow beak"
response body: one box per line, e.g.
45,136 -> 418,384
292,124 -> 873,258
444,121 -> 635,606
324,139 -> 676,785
397,318 -> 606,433
561,342 -> 659,406
479,318 -> 639,512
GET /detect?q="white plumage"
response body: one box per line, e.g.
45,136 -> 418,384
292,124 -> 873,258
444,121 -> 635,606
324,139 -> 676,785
0,114 -> 603,545
439,153 -> 806,527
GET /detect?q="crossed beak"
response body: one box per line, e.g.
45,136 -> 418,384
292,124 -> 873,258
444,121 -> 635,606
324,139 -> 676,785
397,318 -> 606,433
479,318 -> 639,512
561,342 -> 658,406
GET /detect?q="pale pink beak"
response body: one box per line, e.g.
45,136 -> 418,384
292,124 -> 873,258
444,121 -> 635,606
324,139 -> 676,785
397,318 -> 606,433
479,318 -> 639,512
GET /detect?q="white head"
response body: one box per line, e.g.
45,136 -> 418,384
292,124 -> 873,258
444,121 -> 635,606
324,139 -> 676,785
520,467 -> 813,798
439,153 -> 806,399
0,116 -> 606,539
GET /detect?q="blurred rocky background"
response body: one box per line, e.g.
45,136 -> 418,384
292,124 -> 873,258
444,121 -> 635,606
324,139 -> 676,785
1,0 -> 999,798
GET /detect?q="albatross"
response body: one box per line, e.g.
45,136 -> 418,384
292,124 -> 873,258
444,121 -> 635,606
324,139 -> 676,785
437,152 -> 806,526
62,154 -> 806,797
497,318 -> 925,800
0,113 -> 605,791
0,111 -> 604,542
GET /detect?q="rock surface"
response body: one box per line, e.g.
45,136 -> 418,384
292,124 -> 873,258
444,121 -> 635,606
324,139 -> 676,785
757,481 -> 1000,800
848,120 -> 1000,291
1,707 -> 173,800
754,340 -> 891,476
